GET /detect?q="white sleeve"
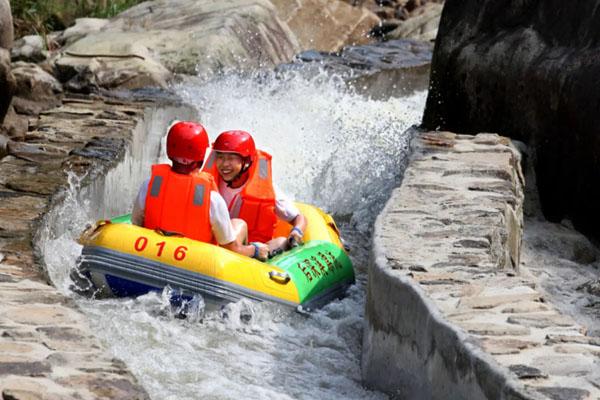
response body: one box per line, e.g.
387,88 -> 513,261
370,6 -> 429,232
131,179 -> 150,226
273,185 -> 300,222
209,191 -> 237,245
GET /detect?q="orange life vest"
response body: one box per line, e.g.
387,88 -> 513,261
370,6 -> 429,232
203,149 -> 277,243
144,164 -> 216,243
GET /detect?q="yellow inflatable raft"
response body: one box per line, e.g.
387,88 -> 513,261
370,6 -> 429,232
78,203 -> 354,310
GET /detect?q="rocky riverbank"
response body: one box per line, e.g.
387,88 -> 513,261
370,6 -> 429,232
10,1 -> 599,399
0,94 -> 164,399
363,132 -> 600,399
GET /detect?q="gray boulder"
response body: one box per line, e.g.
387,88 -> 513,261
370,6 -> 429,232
11,35 -> 48,63
422,0 -> 600,242
12,61 -> 62,97
271,0 -> 379,52
55,41 -> 171,92
53,0 -> 300,91
11,62 -> 62,114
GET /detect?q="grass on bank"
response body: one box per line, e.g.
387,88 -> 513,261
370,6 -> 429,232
12,0 -> 145,38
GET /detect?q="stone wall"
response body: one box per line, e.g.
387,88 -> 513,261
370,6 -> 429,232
421,0 -> 600,243
362,132 -> 600,399
0,94 -> 192,399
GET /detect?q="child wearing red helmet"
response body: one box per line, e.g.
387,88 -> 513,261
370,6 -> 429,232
203,130 -> 307,255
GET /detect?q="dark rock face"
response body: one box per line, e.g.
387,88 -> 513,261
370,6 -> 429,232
422,0 -> 600,241
0,0 -> 13,125
0,48 -> 15,124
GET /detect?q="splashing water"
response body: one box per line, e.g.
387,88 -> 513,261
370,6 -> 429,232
39,70 -> 426,399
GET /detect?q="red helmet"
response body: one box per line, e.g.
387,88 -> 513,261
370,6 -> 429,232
213,130 -> 256,163
166,121 -> 209,164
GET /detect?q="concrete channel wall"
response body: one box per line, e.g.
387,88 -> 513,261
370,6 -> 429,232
0,95 -> 193,399
362,132 -> 600,400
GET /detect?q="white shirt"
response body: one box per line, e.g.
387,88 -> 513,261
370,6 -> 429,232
131,179 -> 236,245
218,180 -> 300,222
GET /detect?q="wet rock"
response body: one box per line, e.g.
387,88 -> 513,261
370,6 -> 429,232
506,313 -> 576,329
0,361 -> 51,377
56,375 -> 149,400
35,327 -> 99,352
369,19 -> 402,38
0,0 -> 13,49
3,305 -> 83,326
272,0 -> 378,52
0,195 -> 46,232
11,36 -> 47,63
11,62 -> 63,101
577,279 -> 600,297
10,98 -> 56,117
422,0 -> 600,244
532,355 -> 596,376
460,322 -> 530,336
536,387 -> 590,400
280,39 -> 432,99
1,107 -> 28,139
525,219 -> 598,264
509,364 -> 547,380
386,2 -> 442,41
70,136 -> 126,161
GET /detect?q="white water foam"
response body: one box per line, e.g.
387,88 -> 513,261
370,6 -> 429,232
40,70 -> 427,399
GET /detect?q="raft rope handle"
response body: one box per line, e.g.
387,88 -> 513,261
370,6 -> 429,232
268,271 -> 291,284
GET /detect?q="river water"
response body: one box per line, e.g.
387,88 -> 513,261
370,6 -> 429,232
39,70 -> 427,400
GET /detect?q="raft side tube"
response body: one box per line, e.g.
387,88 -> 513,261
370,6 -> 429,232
80,246 -> 299,306
80,223 -> 301,304
79,203 -> 354,309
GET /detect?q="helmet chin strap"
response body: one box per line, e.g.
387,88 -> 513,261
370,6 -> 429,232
225,159 -> 252,188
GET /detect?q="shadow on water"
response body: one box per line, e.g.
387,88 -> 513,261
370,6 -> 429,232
38,70 -> 427,400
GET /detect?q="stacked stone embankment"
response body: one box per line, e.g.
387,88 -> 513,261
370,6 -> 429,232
0,95 -> 178,399
362,132 -> 600,400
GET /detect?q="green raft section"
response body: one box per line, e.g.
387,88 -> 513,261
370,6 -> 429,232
109,214 -> 354,307
267,240 -> 353,304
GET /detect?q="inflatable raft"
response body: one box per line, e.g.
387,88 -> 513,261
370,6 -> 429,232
78,203 -> 354,310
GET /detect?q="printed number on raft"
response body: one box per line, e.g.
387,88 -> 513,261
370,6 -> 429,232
133,236 -> 187,261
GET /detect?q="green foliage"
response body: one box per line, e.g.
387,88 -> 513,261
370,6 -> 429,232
11,0 -> 146,38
